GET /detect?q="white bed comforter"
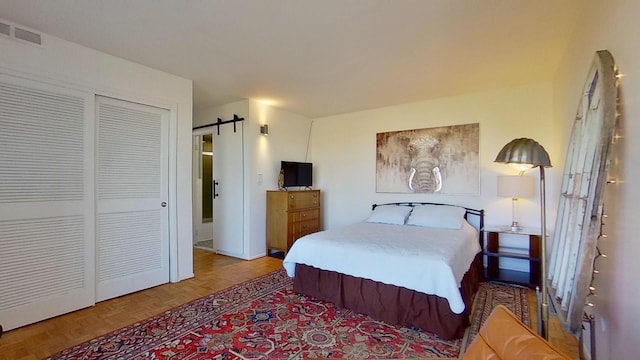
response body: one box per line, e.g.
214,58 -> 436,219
282,221 -> 481,314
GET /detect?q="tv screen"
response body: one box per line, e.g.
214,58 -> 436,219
281,161 -> 312,188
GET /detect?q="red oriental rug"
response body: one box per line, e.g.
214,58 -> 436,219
48,270 -> 528,359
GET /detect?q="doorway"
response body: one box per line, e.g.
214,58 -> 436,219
193,133 -> 214,250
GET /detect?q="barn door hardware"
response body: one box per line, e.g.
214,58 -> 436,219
213,180 -> 220,199
193,114 -> 245,135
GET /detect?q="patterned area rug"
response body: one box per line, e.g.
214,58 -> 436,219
460,281 -> 530,353
48,271 -> 528,359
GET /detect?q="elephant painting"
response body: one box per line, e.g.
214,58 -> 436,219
376,123 -> 479,194
407,135 -> 442,193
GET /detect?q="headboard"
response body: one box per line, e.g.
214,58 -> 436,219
371,202 -> 485,247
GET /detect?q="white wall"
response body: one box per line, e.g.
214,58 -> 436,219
0,25 -> 194,282
247,100 -> 313,258
553,1 -> 640,358
310,82 -> 560,237
194,100 -> 312,259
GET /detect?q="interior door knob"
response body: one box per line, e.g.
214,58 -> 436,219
161,202 -> 167,207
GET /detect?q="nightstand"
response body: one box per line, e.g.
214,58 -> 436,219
483,226 -> 541,288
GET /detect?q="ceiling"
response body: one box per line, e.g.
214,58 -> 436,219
0,0 -> 584,118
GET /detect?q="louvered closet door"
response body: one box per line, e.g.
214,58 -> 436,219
0,74 -> 95,331
96,96 -> 169,302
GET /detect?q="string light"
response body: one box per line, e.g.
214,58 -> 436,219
586,196 -> 610,309
585,61 -> 621,315
614,68 -> 624,89
583,61 -> 621,360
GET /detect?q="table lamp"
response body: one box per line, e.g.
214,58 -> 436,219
497,175 -> 535,231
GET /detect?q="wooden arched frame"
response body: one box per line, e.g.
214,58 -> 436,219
548,50 -> 619,333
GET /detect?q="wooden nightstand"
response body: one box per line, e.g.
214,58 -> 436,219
483,226 -> 541,288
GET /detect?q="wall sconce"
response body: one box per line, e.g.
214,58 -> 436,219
260,124 -> 269,135
497,175 -> 535,231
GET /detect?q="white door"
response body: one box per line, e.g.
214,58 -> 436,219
0,74 -> 95,331
192,121 -> 244,257
95,96 -> 169,302
213,121 -> 244,257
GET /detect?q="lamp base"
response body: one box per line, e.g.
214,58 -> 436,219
510,222 -> 522,232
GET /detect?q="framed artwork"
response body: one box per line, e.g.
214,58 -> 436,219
376,123 -> 479,194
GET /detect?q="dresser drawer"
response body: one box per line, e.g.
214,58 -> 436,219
287,217 -> 320,246
288,208 -> 319,222
287,191 -> 320,210
298,218 -> 320,236
288,209 -> 319,238
289,217 -> 320,233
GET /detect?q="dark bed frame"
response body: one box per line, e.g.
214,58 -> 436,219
292,202 -> 485,340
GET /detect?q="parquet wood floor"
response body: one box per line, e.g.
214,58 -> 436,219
528,291 -> 581,359
0,249 -> 579,359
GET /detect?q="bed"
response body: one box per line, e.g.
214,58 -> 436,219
282,202 -> 485,340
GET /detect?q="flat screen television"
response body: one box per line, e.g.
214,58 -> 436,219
281,161 -> 312,188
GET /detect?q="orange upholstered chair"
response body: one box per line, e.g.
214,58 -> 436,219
433,304 -> 572,359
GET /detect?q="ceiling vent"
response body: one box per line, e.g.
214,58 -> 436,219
14,26 -> 42,45
0,20 -> 43,46
0,21 -> 10,36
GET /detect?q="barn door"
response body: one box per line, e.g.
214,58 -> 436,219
95,96 -> 169,302
0,74 -> 95,331
192,120 -> 244,257
212,121 -> 244,257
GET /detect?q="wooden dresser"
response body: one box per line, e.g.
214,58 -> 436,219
266,190 -> 321,254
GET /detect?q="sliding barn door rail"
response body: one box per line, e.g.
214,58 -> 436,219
193,114 -> 245,135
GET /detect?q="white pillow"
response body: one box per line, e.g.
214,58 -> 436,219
365,205 -> 413,225
406,204 -> 466,229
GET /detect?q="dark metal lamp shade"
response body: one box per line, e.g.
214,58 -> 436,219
494,138 -> 552,168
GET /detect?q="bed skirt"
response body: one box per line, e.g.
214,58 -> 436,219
292,253 -> 483,340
